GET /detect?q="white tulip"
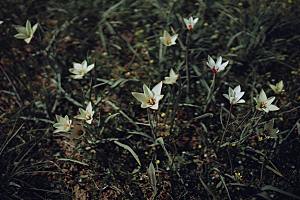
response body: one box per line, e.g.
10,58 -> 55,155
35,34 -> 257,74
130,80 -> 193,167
183,16 -> 199,31
223,85 -> 245,105
132,81 -> 164,110
69,60 -> 94,79
74,102 -> 94,124
14,20 -> 38,44
254,89 -> 279,113
53,115 -> 72,133
206,55 -> 229,74
163,69 -> 179,85
160,31 -> 178,46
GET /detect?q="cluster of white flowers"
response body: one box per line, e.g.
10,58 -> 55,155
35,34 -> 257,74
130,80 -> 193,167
53,102 -> 95,133
52,14 -> 281,134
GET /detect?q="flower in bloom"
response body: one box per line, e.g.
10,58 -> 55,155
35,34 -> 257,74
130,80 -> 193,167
53,115 -> 72,133
223,85 -> 245,105
69,60 -> 94,79
254,89 -> 279,113
163,69 -> 179,85
183,16 -> 199,31
14,20 -> 38,44
160,31 -> 178,46
132,81 -> 164,110
206,55 -> 229,74
74,102 -> 94,124
269,80 -> 284,94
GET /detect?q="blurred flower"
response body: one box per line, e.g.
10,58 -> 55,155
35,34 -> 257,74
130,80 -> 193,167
254,89 -> 279,113
160,31 -> 178,46
207,55 -> 229,74
183,16 -> 199,31
132,81 -> 164,110
74,102 -> 94,124
14,20 -> 38,44
53,115 -> 72,133
69,60 -> 94,79
163,68 -> 179,85
223,85 -> 245,105
269,80 -> 284,94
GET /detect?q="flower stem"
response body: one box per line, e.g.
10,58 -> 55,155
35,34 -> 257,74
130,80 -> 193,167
221,104 -> 233,145
185,31 -> 191,98
204,73 -> 216,111
147,108 -> 156,140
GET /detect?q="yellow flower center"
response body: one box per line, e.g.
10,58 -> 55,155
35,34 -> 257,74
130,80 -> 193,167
147,98 -> 156,105
165,37 -> 172,45
259,101 -> 267,109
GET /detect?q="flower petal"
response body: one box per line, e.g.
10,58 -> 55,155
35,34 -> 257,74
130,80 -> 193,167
152,81 -> 163,96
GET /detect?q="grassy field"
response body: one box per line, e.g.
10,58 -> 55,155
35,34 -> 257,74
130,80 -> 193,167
1,0 -> 300,199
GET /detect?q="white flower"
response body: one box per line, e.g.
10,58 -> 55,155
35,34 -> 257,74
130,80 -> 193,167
53,115 -> 72,133
223,85 -> 245,105
163,69 -> 179,85
160,31 -> 178,46
183,16 -> 199,31
69,60 -> 94,79
74,102 -> 94,124
254,89 -> 279,113
14,20 -> 38,44
269,80 -> 284,94
206,55 -> 229,74
132,81 -> 164,110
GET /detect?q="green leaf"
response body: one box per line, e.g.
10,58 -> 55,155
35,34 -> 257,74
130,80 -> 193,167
114,141 -> 141,166
147,162 -> 157,197
261,185 -> 300,200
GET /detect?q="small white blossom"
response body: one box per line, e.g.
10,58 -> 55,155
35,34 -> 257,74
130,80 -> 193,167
160,31 -> 178,46
53,115 -> 72,133
254,89 -> 279,113
74,102 -> 95,124
223,85 -> 245,105
206,55 -> 229,74
269,80 -> 284,94
163,69 -> 179,85
14,20 -> 38,44
132,81 -> 164,110
69,60 -> 94,79
183,16 -> 199,31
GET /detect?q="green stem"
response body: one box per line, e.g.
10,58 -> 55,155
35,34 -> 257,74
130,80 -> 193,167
185,31 -> 190,98
221,104 -> 233,145
204,73 -> 216,111
147,108 -> 156,140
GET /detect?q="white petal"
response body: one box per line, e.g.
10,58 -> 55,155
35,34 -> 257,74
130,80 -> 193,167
171,34 -> 178,44
216,56 -> 222,67
219,60 -> 229,71
268,104 -> 279,111
87,64 -> 94,72
207,55 -> 215,68
143,84 -> 153,97
223,94 -> 230,100
259,89 -> 267,102
82,60 -> 87,68
266,96 -> 275,105
193,18 -> 199,25
152,81 -> 163,96
132,92 -> 147,104
237,99 -> 245,104
86,102 -> 93,113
